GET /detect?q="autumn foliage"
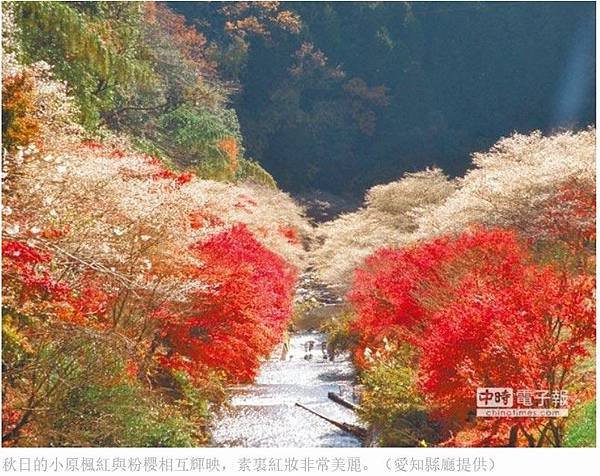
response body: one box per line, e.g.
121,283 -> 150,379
350,227 -> 595,446
162,225 -> 297,382
319,129 -> 595,447
1,14 -> 305,443
1,70 -> 40,149
1,1 -> 596,449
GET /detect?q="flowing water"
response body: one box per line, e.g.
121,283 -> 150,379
212,331 -> 363,447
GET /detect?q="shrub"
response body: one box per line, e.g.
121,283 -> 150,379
236,158 -> 278,188
321,310 -> 359,357
2,69 -> 39,149
358,345 -> 438,447
50,381 -> 197,447
564,399 -> 596,447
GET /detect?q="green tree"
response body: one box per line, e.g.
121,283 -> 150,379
14,1 -> 156,128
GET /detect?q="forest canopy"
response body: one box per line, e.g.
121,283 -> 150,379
170,1 -> 595,197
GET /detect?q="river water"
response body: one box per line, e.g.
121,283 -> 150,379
212,331 -> 363,447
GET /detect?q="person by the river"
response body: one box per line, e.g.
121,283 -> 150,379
321,342 -> 329,360
304,340 -> 315,352
303,339 -> 316,360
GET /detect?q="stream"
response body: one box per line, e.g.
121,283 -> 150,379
212,331 -> 363,447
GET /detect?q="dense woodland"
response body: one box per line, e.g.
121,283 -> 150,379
1,1 -> 596,448
172,1 -> 595,197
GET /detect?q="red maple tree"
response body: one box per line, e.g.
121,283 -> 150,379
349,228 -> 595,445
161,224 -> 297,382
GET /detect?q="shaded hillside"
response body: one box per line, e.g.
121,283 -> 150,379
172,1 -> 595,198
